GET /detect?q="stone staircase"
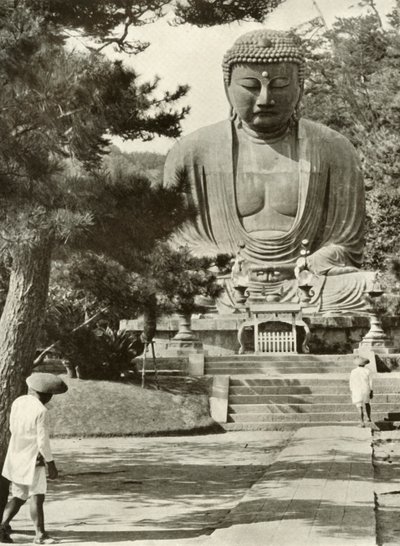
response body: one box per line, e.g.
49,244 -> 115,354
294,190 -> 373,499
205,354 -> 356,375
204,355 -> 400,430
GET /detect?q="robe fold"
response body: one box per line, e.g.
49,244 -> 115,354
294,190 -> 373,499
164,118 -> 365,274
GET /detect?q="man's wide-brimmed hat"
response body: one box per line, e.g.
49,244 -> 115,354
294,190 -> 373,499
354,356 -> 370,366
26,373 -> 68,394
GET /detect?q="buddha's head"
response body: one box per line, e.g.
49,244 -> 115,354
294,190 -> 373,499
223,29 -> 304,134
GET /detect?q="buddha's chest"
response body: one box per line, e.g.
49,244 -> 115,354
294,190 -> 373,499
236,170 -> 299,217
235,138 -> 299,233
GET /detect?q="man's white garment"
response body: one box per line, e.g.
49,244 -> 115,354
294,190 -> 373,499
2,395 -> 53,485
349,366 -> 373,406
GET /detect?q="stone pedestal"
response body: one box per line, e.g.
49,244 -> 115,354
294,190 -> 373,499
165,313 -> 204,356
358,314 -> 399,355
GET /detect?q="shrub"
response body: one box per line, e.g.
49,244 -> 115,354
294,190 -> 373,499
62,326 -> 144,380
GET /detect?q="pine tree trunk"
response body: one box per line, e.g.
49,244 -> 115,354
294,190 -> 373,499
0,231 -> 53,517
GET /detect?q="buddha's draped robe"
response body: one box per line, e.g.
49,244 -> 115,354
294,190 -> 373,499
164,118 -> 374,313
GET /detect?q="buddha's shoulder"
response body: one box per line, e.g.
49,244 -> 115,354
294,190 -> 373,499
301,119 -> 359,164
183,120 -> 229,141
169,120 -> 230,155
300,119 -> 354,149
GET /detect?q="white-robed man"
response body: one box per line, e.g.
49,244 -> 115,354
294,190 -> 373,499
349,356 -> 373,427
0,373 -> 67,545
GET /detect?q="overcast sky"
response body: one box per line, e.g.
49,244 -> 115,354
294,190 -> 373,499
111,0 -> 395,155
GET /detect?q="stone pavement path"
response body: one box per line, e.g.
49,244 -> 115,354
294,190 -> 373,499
8,432 -> 291,545
373,429 -> 400,546
210,427 -> 375,546
6,427 -> 377,546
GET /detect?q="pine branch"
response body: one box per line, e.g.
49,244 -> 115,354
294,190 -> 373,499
366,0 -> 383,28
32,306 -> 109,368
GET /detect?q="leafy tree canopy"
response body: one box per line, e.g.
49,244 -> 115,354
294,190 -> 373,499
300,0 -> 400,270
104,146 -> 165,184
0,5 -> 189,253
173,0 -> 282,27
11,0 -> 284,54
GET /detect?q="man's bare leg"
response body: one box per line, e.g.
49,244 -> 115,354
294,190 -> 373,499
30,494 -> 56,544
0,477 -> 10,524
1,497 -> 25,543
2,496 -> 25,526
30,494 -> 45,540
365,403 -> 372,423
359,406 -> 365,427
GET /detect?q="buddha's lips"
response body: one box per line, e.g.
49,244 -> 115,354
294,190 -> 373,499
253,109 -> 277,116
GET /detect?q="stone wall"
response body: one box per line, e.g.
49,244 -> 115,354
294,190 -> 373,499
121,314 -> 400,357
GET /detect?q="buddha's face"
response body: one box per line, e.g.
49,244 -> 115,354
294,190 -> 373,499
226,62 -> 301,133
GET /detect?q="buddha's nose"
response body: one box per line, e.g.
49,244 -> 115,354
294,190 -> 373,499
256,84 -> 275,107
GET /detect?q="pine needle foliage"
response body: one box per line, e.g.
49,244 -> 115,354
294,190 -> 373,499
300,1 -> 400,270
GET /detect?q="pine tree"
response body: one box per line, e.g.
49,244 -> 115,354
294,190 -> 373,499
300,0 -> 400,270
0,3 -> 190,497
0,0 -> 284,513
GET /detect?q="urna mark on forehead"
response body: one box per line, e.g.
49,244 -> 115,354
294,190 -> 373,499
230,62 -> 299,83
222,28 -> 305,86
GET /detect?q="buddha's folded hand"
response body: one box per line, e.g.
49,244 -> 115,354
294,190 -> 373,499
249,263 -> 296,283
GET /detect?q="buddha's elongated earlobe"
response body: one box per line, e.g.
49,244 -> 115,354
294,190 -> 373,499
225,80 -> 238,123
292,104 -> 300,123
292,87 -> 303,123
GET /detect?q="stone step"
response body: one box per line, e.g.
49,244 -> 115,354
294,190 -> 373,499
205,354 -> 355,363
206,361 -> 355,368
228,393 -> 400,404
205,366 -> 353,375
206,365 -> 356,372
222,421 -> 361,431
204,360 -> 354,371
229,385 -> 351,394
228,402 -> 400,413
229,376 -> 400,387
205,360 -> 355,368
229,377 -> 350,385
215,370 -> 400,430
227,411 -> 398,423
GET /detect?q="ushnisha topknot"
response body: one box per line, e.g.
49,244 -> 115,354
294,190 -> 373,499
222,29 -> 305,86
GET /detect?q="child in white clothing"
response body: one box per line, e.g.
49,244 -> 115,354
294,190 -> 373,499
349,356 -> 373,427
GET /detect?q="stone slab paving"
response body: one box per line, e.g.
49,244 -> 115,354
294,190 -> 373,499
5,427 -> 378,546
7,432 -> 291,545
373,429 -> 400,546
210,426 -> 375,546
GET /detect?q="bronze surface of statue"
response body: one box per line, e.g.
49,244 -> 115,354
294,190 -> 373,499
164,29 -> 374,314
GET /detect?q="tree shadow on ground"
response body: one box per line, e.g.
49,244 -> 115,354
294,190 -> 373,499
12,433 -> 375,544
217,497 -> 374,544
213,445 -> 375,543
11,528 -> 211,543
374,502 -> 400,546
29,438 -> 374,543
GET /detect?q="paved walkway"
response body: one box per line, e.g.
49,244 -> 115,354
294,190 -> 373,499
210,427 -> 375,546
8,432 -> 291,545
6,428 -> 376,546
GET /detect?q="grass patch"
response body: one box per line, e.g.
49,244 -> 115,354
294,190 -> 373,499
47,375 -> 217,437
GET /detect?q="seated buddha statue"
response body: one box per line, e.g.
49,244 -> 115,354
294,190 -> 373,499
163,29 -> 375,314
